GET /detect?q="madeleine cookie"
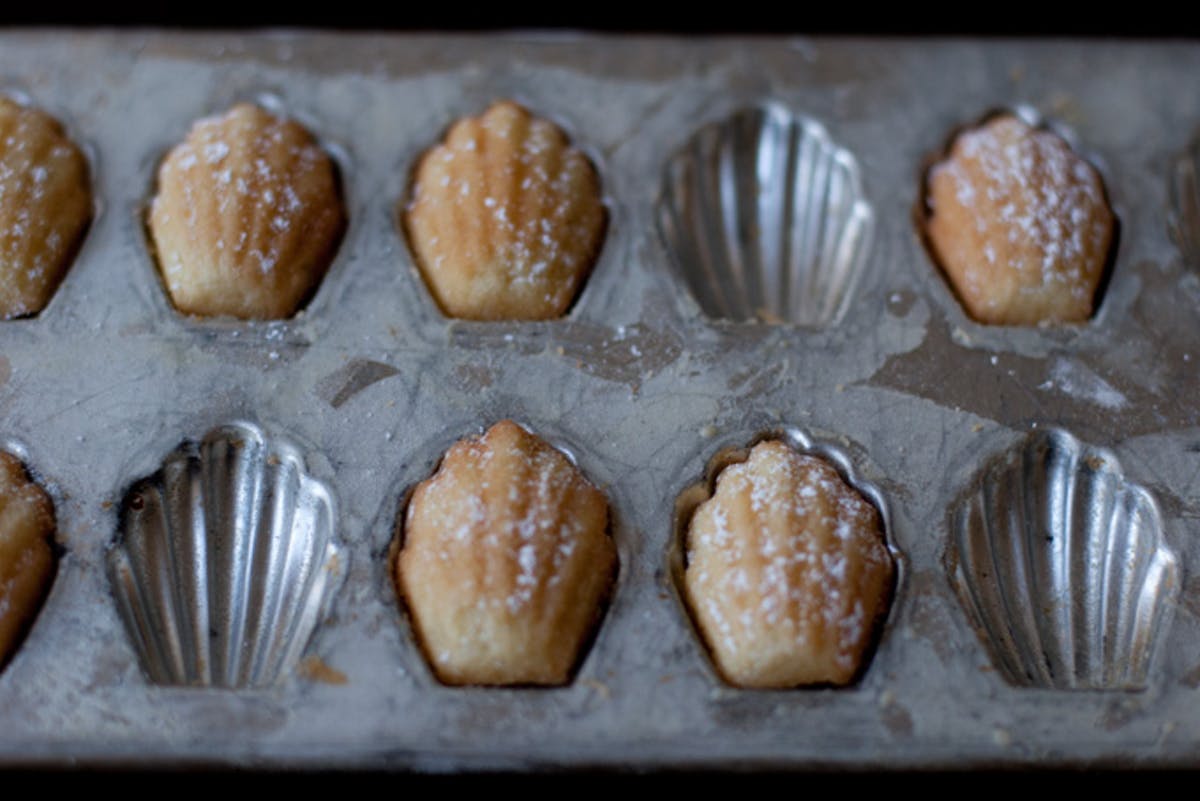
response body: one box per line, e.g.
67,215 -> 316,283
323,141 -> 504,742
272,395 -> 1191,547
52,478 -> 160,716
925,114 -> 1114,325
684,441 -> 894,688
396,420 -> 616,685
0,96 -> 92,320
148,103 -> 345,319
0,452 -> 56,670
404,100 -> 606,321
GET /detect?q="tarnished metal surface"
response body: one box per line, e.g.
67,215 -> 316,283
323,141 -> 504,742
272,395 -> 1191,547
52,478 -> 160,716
659,103 -> 873,327
110,422 -> 344,689
3,32 -> 1200,769
948,428 -> 1178,691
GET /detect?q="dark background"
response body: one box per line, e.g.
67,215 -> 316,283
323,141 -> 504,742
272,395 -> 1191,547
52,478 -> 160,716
3,4 -> 1198,37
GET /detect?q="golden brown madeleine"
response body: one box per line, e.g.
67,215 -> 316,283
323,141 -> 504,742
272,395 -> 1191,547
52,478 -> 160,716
925,114 -> 1114,325
148,103 -> 345,319
0,96 -> 92,320
0,451 -> 56,670
684,441 -> 894,688
404,100 -> 606,321
397,420 -> 616,685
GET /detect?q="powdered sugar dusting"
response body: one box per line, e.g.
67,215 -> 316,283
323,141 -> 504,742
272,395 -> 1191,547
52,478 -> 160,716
926,114 -> 1113,324
1040,357 -> 1128,410
148,103 -> 344,318
944,117 -> 1104,273
686,440 -> 894,686
157,106 -> 328,275
398,420 -> 616,684
406,100 -> 605,320
0,96 -> 91,319
0,450 -> 56,666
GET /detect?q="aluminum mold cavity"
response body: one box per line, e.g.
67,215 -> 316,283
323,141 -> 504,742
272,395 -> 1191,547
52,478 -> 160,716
108,422 -> 344,688
658,103 -> 874,327
947,428 -> 1179,690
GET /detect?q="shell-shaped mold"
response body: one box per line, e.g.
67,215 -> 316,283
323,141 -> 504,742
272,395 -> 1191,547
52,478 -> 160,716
1170,134 -> 1200,267
948,429 -> 1179,690
108,423 -> 344,688
658,103 -> 874,327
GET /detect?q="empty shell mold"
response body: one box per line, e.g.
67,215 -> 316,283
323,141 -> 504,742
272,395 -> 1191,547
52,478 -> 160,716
658,104 -> 873,327
108,422 -> 344,688
947,428 -> 1179,690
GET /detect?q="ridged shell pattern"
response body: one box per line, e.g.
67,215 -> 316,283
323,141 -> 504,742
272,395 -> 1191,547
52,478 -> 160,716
1171,134 -> 1200,267
949,429 -> 1179,690
0,95 -> 92,319
404,100 -> 606,321
684,440 -> 895,688
148,103 -> 345,319
923,113 -> 1113,325
397,420 -> 616,686
108,423 -> 344,688
658,103 -> 873,327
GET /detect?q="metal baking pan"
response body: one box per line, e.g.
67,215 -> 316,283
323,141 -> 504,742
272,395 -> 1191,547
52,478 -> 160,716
2,31 -> 1200,769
